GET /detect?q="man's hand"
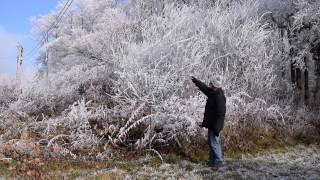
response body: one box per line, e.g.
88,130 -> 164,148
191,76 -> 197,84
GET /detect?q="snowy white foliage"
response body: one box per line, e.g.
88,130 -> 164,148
290,0 -> 320,69
0,75 -> 18,113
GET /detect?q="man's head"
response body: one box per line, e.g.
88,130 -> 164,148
209,76 -> 223,89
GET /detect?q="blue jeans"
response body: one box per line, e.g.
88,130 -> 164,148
208,128 -> 223,165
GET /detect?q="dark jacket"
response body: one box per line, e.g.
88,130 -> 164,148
192,77 -> 226,135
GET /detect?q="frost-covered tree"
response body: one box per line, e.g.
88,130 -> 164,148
0,75 -> 18,113
291,0 -> 320,106
20,0 -> 291,147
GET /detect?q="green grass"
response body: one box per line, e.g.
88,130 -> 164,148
0,136 -> 299,179
0,159 -> 17,178
182,148 -> 208,163
225,135 -> 289,159
67,169 -> 91,179
117,161 -> 138,171
149,157 -> 162,166
165,153 -> 182,164
0,164 -> 10,178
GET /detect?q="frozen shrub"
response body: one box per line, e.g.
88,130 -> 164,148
0,75 -> 18,113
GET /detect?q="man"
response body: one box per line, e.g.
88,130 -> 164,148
191,76 -> 226,167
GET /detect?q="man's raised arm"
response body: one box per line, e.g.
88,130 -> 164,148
191,76 -> 211,96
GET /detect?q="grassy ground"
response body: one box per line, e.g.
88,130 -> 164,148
0,143 -> 319,179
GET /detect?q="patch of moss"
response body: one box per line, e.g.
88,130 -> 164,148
148,157 -> 162,166
0,159 -> 17,178
95,173 -> 107,180
95,173 -> 126,180
165,153 -> 182,164
225,135 -> 289,159
67,169 -> 90,179
251,136 -> 287,153
0,164 -> 10,177
117,161 -> 138,171
181,147 -> 208,163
